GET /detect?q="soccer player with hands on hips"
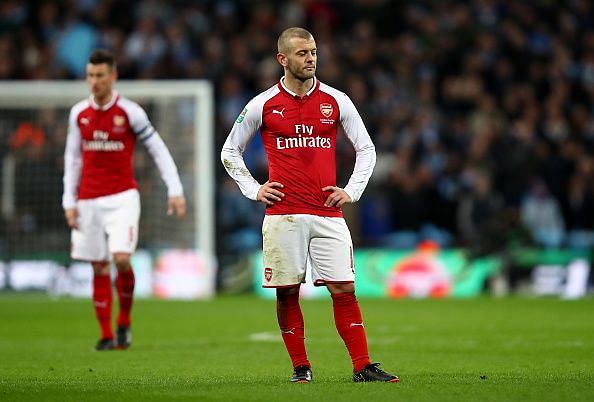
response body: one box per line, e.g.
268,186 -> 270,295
62,49 -> 186,351
221,27 -> 399,383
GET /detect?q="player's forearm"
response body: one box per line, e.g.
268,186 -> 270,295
62,181 -> 80,209
62,174 -> 80,209
220,145 -> 260,200
143,134 -> 183,197
62,151 -> 82,209
338,94 -> 377,201
343,143 -> 376,202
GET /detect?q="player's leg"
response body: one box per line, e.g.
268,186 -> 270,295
113,252 -> 134,349
326,282 -> 371,373
72,198 -> 113,350
277,285 -> 312,382
262,215 -> 312,382
326,282 -> 398,382
310,217 -> 398,382
324,275 -> 400,383
309,231 -> 370,373
91,261 -> 115,350
102,190 -> 140,349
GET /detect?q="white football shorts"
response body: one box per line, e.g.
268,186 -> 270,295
71,189 -> 140,261
261,214 -> 355,288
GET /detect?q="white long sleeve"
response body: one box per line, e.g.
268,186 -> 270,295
62,96 -> 183,207
331,88 -> 376,202
220,98 -> 264,200
141,132 -> 184,197
62,103 -> 85,209
120,97 -> 184,197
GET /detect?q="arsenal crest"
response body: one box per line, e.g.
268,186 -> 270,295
113,115 -> 125,126
264,267 -> 273,282
320,103 -> 333,117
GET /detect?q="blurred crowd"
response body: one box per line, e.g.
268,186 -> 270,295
2,0 -> 594,260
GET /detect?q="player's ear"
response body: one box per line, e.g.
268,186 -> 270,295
277,53 -> 288,67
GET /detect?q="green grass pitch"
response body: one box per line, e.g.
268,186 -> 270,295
0,293 -> 593,401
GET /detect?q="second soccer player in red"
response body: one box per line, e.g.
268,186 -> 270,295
221,27 -> 399,383
63,50 -> 186,351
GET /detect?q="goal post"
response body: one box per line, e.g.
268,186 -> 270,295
0,80 -> 215,261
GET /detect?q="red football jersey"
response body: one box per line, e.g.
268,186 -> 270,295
62,93 -> 157,206
222,78 -> 376,217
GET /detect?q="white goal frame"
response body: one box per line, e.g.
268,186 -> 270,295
0,81 -> 215,258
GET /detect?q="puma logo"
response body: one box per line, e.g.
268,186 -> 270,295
350,323 -> 365,328
272,108 -> 285,118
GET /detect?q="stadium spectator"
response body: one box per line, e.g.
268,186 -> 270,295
457,169 -> 504,246
62,49 -> 186,351
565,155 -> 594,249
125,16 -> 166,77
221,27 -> 398,383
520,178 -> 566,248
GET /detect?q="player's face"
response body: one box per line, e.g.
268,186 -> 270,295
283,38 -> 317,81
86,63 -> 116,101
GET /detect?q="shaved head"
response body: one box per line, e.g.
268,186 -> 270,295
277,27 -> 314,54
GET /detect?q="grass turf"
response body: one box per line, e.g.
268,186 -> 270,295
0,293 -> 593,401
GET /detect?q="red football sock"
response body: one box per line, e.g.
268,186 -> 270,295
277,291 -> 310,368
116,268 -> 135,327
93,274 -> 113,340
331,292 -> 371,372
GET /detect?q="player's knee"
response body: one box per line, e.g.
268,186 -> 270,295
113,254 -> 131,272
327,282 -> 355,294
92,261 -> 110,276
276,286 -> 300,301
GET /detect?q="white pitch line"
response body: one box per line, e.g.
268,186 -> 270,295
249,332 -> 282,342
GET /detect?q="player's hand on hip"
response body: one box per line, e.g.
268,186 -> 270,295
257,181 -> 285,205
322,186 -> 352,207
64,208 -> 79,229
168,195 -> 186,219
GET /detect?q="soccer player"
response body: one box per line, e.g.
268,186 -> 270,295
221,27 -> 399,383
62,49 -> 186,351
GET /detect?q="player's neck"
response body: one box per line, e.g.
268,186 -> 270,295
93,91 -> 115,107
283,75 -> 314,98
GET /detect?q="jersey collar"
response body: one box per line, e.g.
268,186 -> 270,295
279,76 -> 318,98
89,91 -> 119,111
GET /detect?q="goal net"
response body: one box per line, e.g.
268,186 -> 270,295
0,81 -> 214,264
